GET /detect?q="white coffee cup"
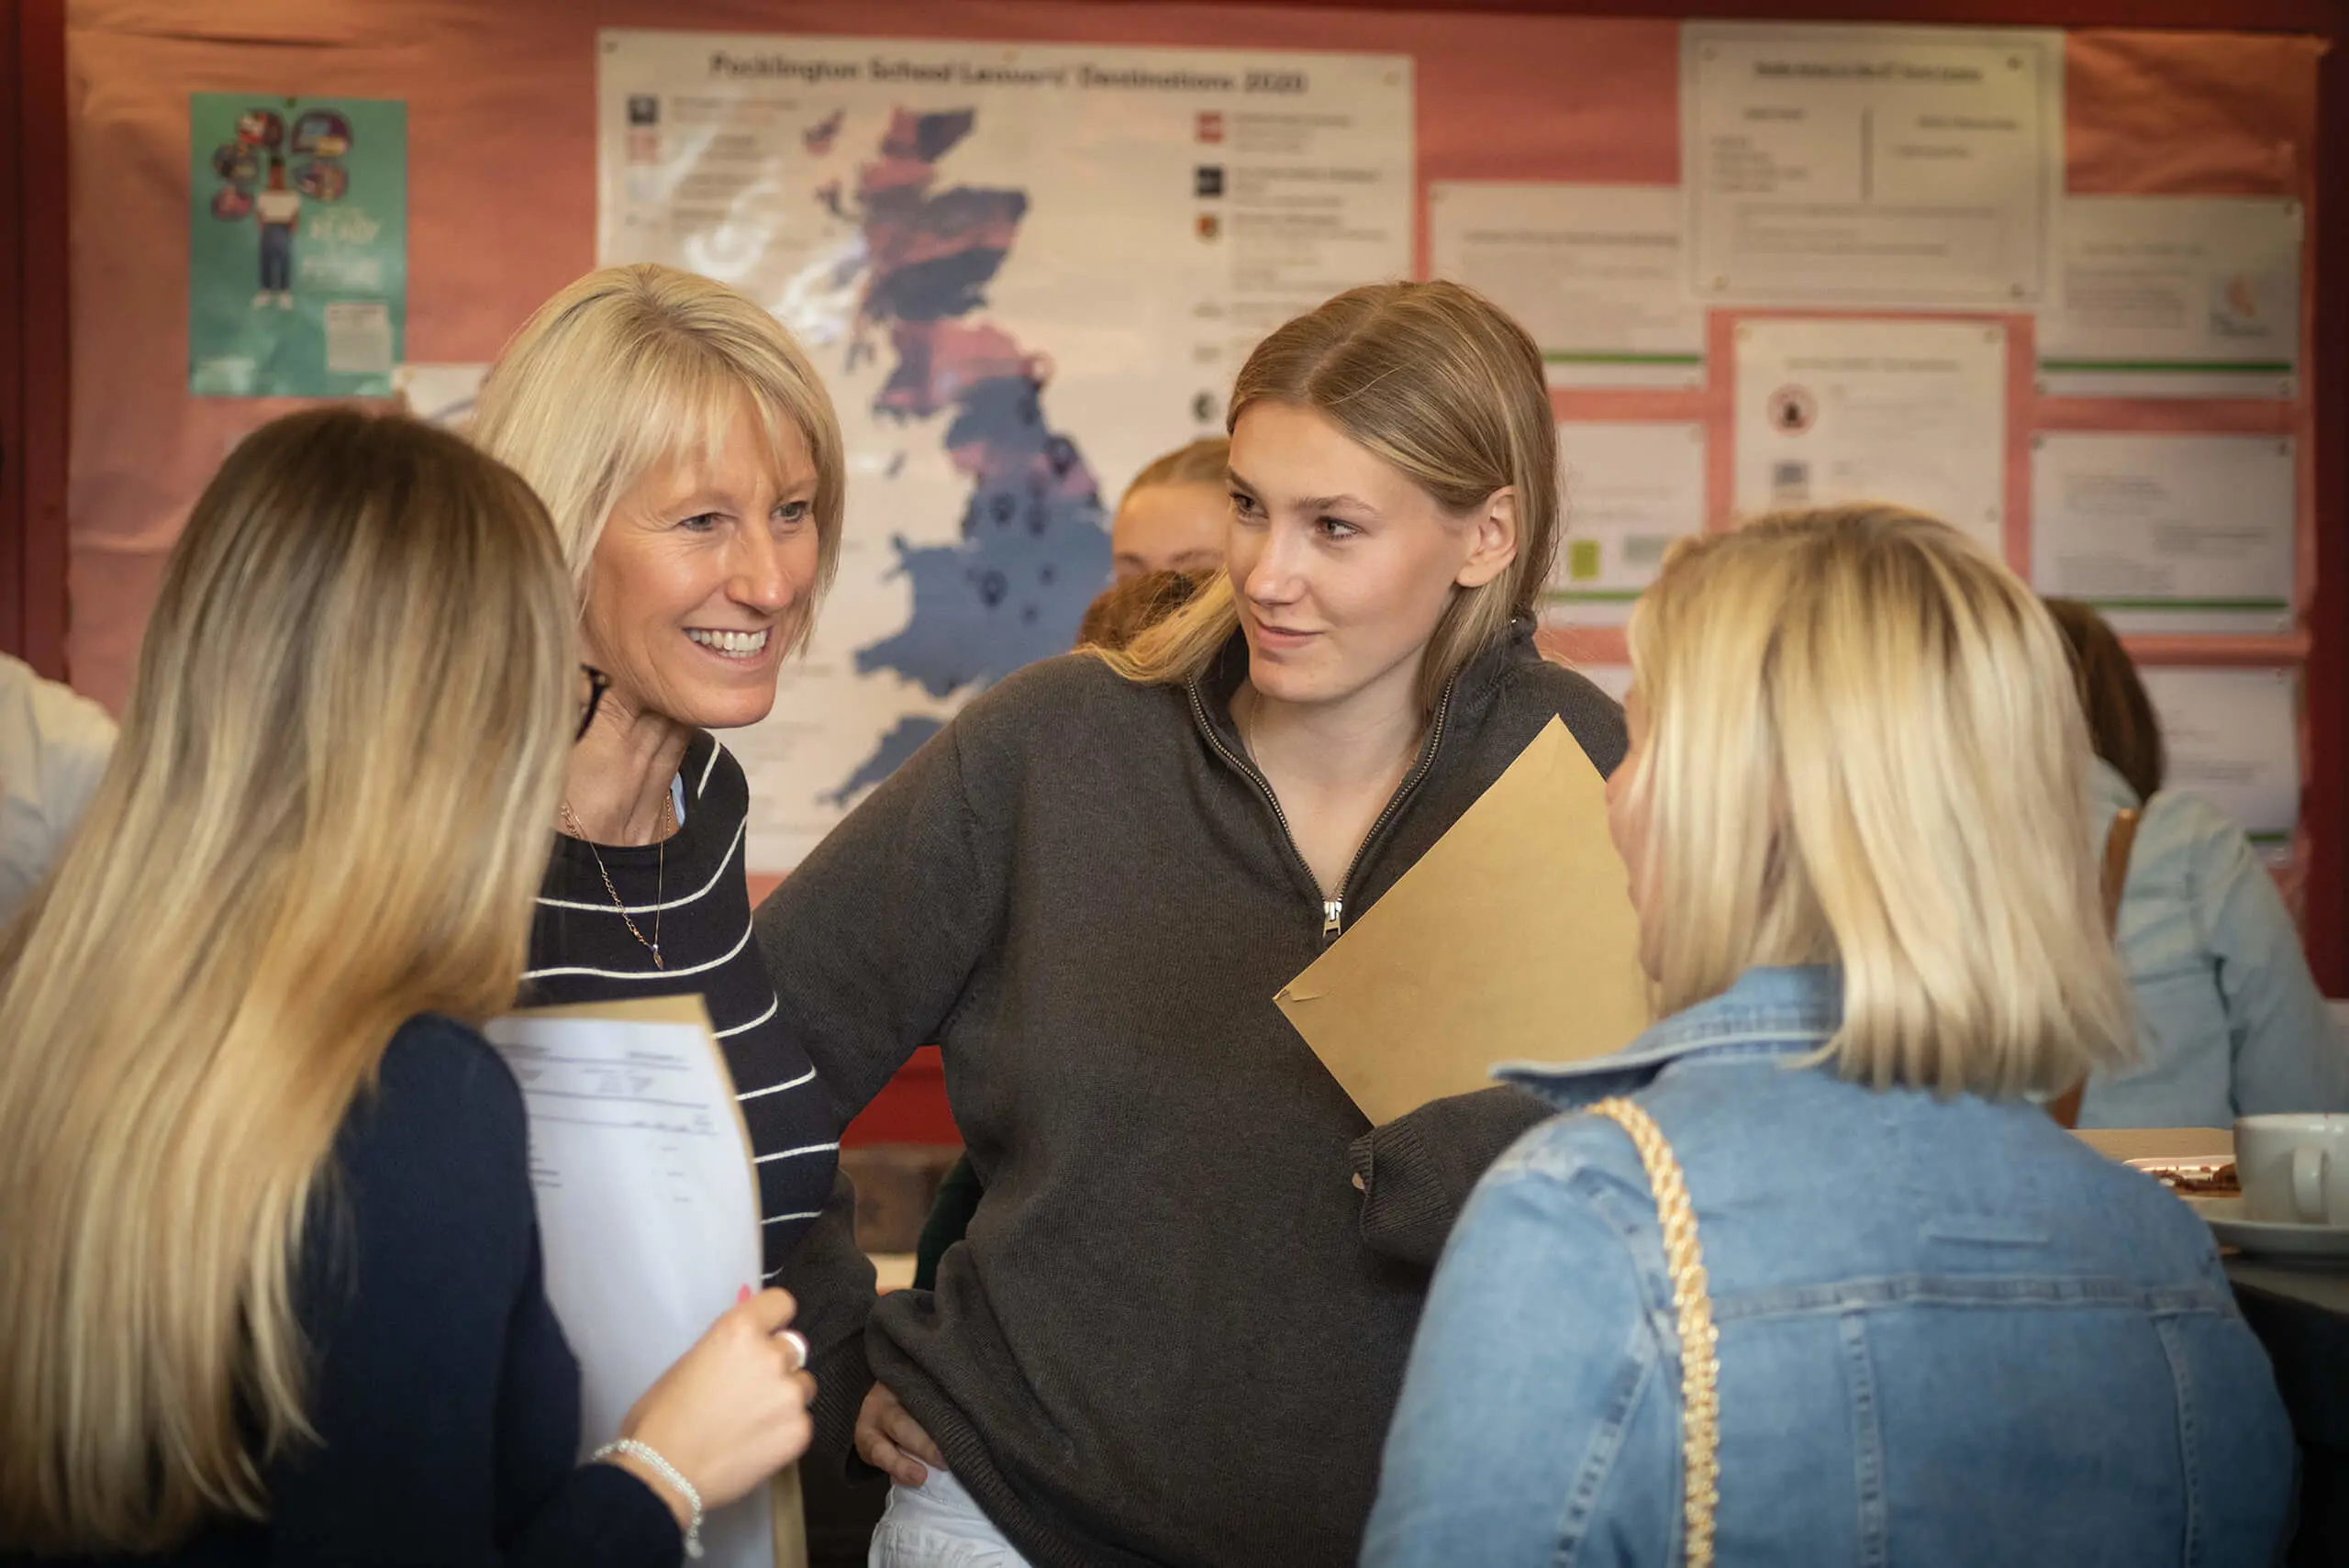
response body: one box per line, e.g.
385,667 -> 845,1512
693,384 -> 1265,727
2235,1113 -> 2349,1226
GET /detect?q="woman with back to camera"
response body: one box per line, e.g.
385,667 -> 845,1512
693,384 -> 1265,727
0,409 -> 813,1566
2043,597 -> 2348,1128
1365,507 -> 2292,1566
756,280 -> 1629,1565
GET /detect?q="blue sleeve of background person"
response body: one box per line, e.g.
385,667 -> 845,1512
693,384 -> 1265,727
2182,797 -> 2349,1115
268,1018 -> 681,1566
1363,1132 -> 1677,1568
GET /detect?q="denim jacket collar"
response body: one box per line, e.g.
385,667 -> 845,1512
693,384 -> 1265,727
1495,964 -> 1842,1111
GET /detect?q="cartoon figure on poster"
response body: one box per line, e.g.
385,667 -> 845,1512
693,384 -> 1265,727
251,159 -> 300,309
188,94 -> 407,397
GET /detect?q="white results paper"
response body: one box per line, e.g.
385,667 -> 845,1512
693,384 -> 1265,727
1731,317 -> 2009,550
1552,421 -> 1707,624
1429,183 -> 1705,389
484,996 -> 783,1568
1682,22 -> 2064,307
2029,432 -> 2295,635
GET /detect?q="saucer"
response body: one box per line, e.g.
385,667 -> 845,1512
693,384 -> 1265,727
2186,1195 -> 2349,1261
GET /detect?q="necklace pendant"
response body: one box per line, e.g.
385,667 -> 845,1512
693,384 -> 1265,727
651,947 -> 664,972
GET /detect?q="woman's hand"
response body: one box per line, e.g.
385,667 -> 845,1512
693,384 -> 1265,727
611,1287 -> 817,1527
855,1380 -> 945,1487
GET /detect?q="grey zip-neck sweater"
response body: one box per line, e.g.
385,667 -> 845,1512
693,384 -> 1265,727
758,624 -> 1626,1567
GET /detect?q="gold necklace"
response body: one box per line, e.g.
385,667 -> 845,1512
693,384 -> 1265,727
560,789 -> 674,971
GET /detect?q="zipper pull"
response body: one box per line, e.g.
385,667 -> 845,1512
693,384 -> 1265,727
1323,897 -> 1343,939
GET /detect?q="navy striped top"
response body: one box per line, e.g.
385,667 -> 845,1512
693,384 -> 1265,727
525,731 -> 834,1279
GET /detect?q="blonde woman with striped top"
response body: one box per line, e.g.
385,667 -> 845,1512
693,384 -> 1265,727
471,265 -> 857,1304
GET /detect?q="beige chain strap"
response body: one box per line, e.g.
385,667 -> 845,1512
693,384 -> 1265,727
1590,1096 -> 1720,1568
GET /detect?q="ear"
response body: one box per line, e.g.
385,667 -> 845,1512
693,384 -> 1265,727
1453,486 -> 1520,590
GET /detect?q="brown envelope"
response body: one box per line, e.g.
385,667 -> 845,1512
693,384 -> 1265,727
1275,717 -> 1651,1126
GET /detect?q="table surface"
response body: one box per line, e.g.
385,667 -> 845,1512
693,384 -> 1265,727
2227,1257 -> 2349,1316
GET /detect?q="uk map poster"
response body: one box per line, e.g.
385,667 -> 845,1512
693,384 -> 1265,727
597,31 -> 1412,871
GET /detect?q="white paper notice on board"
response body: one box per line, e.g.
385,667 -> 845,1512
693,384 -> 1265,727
2029,433 -> 2295,635
1731,317 -> 2008,550
2038,197 -> 2302,401
484,998 -> 781,1568
1682,22 -> 2063,307
1430,183 -> 1705,389
391,362 -> 488,428
2139,666 -> 2299,845
598,31 -> 1412,872
1551,422 -> 1707,625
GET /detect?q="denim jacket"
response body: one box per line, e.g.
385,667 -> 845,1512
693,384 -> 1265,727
1364,966 -> 2294,1568
2081,758 -> 2349,1129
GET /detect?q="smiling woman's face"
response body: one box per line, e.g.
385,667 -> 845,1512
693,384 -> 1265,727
1224,400 -> 1512,714
581,400 -> 820,732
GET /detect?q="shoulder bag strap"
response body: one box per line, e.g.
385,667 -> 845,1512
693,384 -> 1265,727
2048,806 -> 2143,1129
1590,1096 -> 1720,1568
2100,806 -> 2142,935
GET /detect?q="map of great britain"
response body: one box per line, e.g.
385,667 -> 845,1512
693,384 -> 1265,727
820,107 -> 1111,804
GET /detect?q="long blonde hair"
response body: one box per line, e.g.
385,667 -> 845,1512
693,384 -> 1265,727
470,262 -> 846,654
0,409 -> 577,1552
1620,505 -> 2134,1099
1103,281 -> 1559,713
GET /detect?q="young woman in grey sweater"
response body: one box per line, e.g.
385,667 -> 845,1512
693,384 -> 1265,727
757,281 -> 1629,1568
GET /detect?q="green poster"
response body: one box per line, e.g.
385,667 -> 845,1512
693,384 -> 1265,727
189,95 -> 406,397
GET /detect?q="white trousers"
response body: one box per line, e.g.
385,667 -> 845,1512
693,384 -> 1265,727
868,1466 -> 1037,1568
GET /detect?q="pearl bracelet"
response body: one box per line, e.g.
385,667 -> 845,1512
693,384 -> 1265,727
591,1438 -> 705,1560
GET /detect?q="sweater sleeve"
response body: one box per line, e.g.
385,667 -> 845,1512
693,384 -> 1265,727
269,1019 -> 683,1567
753,717 -> 1010,1473
1347,1086 -> 1556,1267
771,1169 -> 879,1473
757,719 -> 1006,1125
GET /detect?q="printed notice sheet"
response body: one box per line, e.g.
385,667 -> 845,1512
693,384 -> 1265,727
1430,183 -> 1705,388
2039,197 -> 2302,401
599,31 -> 1411,870
484,997 -> 787,1568
2139,667 -> 2299,845
1731,317 -> 2009,550
391,361 -> 488,428
2029,433 -> 2295,635
1681,23 -> 2063,306
1551,422 -> 1707,624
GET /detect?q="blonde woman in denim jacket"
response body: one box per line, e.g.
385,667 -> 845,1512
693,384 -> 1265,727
1366,508 -> 2294,1566
2046,598 -> 2349,1129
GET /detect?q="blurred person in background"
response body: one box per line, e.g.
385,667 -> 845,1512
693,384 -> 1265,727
1109,435 -> 1228,580
2045,598 -> 2348,1129
0,654 -> 115,928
